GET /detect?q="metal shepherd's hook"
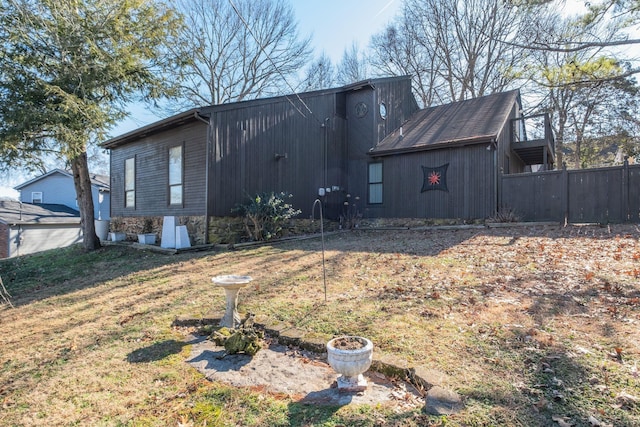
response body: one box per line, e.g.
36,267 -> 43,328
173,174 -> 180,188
312,199 -> 327,302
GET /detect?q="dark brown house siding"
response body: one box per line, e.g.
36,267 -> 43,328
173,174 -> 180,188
368,143 -> 496,219
206,93 -> 343,217
110,120 -> 208,217
200,76 -> 418,218
103,77 -> 439,225
346,78 -> 420,211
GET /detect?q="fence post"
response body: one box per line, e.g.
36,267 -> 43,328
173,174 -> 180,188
562,162 -> 569,226
623,156 -> 629,222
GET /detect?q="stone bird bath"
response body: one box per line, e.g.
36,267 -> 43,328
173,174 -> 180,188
212,275 -> 253,328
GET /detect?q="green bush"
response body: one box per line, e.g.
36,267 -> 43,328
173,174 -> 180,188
233,192 -> 301,241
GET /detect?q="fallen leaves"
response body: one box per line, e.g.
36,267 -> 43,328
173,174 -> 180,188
551,413 -> 616,426
552,414 -> 573,426
587,414 -> 613,426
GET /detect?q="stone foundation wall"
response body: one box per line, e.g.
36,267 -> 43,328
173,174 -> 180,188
207,217 -> 340,244
110,215 -> 482,246
110,216 -> 208,246
358,217 -> 482,228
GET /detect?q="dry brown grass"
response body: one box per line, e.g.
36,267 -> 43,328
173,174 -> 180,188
0,224 -> 639,426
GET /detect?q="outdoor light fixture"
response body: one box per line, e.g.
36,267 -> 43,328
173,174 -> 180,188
274,153 -> 288,160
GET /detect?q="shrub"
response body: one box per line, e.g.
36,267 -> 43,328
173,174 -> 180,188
233,192 -> 301,241
487,206 -> 521,223
339,194 -> 363,229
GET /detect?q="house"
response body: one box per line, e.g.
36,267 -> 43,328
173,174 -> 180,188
0,201 -> 82,258
14,168 -> 111,221
102,76 -> 554,243
367,90 -> 554,218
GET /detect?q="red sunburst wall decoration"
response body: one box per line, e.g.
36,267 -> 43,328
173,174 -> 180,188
421,164 -> 449,192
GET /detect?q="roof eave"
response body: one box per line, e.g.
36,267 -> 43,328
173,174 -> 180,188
101,108 -> 201,149
368,135 -> 496,157
7,220 -> 81,226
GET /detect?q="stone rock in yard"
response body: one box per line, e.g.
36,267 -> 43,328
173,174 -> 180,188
424,386 -> 464,415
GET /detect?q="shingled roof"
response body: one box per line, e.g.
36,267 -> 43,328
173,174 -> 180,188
14,169 -> 110,192
0,201 -> 80,225
370,90 -> 520,156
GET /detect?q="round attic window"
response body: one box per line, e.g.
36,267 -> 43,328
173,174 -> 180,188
379,102 -> 387,119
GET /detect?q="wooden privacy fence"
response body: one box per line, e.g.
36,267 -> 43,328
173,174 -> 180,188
500,160 -> 640,224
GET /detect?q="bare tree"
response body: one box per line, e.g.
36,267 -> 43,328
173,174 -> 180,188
524,7 -> 640,168
336,42 -> 369,86
303,52 -> 335,91
513,0 -> 640,67
369,0 -> 531,105
413,0 -> 531,101
168,0 -> 312,108
369,19 -> 442,107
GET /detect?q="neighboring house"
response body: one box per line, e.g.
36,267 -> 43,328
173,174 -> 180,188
0,201 -> 82,259
14,169 -> 111,220
102,76 -> 553,243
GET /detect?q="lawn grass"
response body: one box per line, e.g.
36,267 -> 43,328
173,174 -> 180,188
0,224 -> 639,426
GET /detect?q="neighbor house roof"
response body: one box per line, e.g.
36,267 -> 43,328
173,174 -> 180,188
369,90 -> 520,157
14,169 -> 110,192
0,201 -> 80,225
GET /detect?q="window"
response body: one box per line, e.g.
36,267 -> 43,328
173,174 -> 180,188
125,157 -> 135,208
379,102 -> 387,119
168,145 -> 183,205
368,162 -> 383,204
31,192 -> 43,203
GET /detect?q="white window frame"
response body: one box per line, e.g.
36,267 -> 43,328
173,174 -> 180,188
168,145 -> 183,205
31,191 -> 43,203
125,157 -> 135,208
368,162 -> 383,204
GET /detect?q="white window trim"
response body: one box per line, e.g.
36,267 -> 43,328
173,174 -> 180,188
368,162 -> 383,204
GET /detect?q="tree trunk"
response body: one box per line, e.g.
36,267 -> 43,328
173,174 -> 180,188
70,152 -> 101,252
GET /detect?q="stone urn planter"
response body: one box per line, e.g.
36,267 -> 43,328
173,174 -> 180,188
326,336 -> 373,392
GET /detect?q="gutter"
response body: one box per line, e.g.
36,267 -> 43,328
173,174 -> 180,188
193,110 -> 208,124
368,135 -> 496,158
101,108 -> 201,149
9,220 -> 82,226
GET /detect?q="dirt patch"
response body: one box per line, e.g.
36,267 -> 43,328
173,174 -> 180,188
187,335 -> 424,409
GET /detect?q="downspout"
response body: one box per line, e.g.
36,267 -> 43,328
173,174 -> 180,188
323,118 -> 329,190
194,110 -> 211,244
493,138 -> 499,216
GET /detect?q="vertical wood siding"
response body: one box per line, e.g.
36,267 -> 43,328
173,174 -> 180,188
209,94 -> 342,217
347,79 -> 420,213
629,165 -> 640,221
371,144 -> 496,219
501,170 -> 565,221
110,121 -> 208,217
501,163 -> 640,223
207,78 -> 417,218
568,167 -> 624,223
